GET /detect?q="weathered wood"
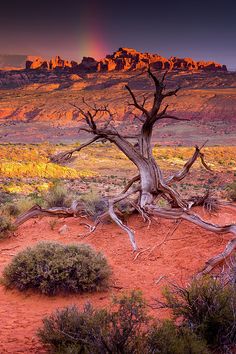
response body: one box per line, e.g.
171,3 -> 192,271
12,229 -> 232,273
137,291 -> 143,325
14,204 -> 81,227
14,69 -> 236,275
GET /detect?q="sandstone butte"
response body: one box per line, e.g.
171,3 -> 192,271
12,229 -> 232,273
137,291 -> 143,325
25,48 -> 227,72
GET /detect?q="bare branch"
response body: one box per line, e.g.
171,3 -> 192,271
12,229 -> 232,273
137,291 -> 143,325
50,136 -> 99,163
147,67 -> 163,93
166,145 -> 212,184
161,70 -> 169,83
159,114 -> 190,121
163,87 -> 181,98
157,104 -> 169,117
125,85 -> 150,117
122,175 -> 140,194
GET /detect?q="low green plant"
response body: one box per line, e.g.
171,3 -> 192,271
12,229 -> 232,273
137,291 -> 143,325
2,242 -> 111,295
0,194 -> 43,220
38,291 -> 210,354
0,214 -> 15,239
162,277 -> 236,349
11,197 -> 37,215
44,181 -> 75,208
0,191 -> 14,204
147,320 -> 208,354
79,190 -> 107,218
226,181 -> 236,201
38,291 -> 148,354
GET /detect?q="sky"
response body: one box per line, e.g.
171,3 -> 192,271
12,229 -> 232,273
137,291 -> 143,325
0,0 -> 235,69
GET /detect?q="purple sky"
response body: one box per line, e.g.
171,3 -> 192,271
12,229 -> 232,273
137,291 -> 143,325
1,0 -> 235,69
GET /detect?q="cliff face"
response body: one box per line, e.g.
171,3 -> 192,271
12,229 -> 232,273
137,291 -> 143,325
25,48 -> 227,72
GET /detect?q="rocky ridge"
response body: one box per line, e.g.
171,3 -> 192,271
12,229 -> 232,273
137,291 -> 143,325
25,48 -> 227,72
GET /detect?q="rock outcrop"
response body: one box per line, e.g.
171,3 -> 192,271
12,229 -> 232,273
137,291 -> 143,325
99,48 -> 227,72
25,48 -> 227,72
25,56 -> 76,70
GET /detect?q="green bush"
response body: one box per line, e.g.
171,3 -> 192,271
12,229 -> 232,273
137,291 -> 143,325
79,190 -> 107,218
3,202 -> 20,217
38,291 -> 147,354
227,181 -> 236,201
44,181 -> 75,208
0,214 -> 15,239
162,277 -> 236,349
0,191 -> 14,204
3,197 -> 37,217
2,242 -> 111,295
147,320 -> 208,354
38,291 -> 210,354
38,304 -> 107,354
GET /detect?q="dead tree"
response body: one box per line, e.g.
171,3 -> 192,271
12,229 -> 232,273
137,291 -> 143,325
18,69 -> 236,276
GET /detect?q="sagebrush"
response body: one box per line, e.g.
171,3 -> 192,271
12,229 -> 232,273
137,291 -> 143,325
2,242 -> 111,295
38,291 -> 209,354
162,276 -> 236,350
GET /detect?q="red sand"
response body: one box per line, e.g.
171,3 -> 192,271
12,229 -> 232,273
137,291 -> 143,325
0,207 -> 235,353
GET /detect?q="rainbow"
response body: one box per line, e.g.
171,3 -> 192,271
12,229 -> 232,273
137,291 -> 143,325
78,7 -> 109,60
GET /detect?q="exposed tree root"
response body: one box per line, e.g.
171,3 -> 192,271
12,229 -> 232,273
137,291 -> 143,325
14,203 -> 83,228
147,220 -> 182,257
199,238 -> 236,276
108,187 -> 140,251
133,247 -> 151,261
146,205 -> 236,275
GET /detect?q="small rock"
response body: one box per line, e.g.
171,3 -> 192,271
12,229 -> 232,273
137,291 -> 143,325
59,224 -> 69,235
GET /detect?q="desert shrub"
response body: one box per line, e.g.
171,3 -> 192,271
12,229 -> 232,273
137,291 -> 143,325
117,200 -> 134,216
227,181 -> 236,201
0,214 -> 15,239
162,277 -> 236,349
2,242 -> 111,295
15,197 -> 37,214
219,255 -> 236,286
38,291 -> 147,354
79,191 -> 107,218
38,304 -> 107,353
4,197 -> 38,217
3,202 -> 20,217
0,191 -> 14,204
147,320 -> 208,354
44,181 -> 75,208
0,193 -> 44,220
38,291 -> 210,354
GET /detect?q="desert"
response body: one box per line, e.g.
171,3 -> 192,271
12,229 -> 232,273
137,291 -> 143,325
0,6 -> 236,352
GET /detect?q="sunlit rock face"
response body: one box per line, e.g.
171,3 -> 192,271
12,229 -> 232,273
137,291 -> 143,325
25,48 -> 227,72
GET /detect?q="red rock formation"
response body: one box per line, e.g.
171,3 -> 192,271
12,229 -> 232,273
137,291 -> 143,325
49,56 -> 72,70
26,57 -> 48,70
25,48 -> 227,72
197,61 -> 227,71
78,57 -> 98,71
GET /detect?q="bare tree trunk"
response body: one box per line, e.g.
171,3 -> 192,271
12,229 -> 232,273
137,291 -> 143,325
15,68 -> 236,276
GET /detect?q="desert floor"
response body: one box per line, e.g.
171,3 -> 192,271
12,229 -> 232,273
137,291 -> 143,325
0,206 -> 235,353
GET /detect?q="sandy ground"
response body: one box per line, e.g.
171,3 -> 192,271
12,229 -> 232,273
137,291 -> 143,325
0,206 -> 236,353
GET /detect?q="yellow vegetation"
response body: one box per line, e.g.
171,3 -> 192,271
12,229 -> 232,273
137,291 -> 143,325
0,161 -> 94,179
0,143 -> 235,198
